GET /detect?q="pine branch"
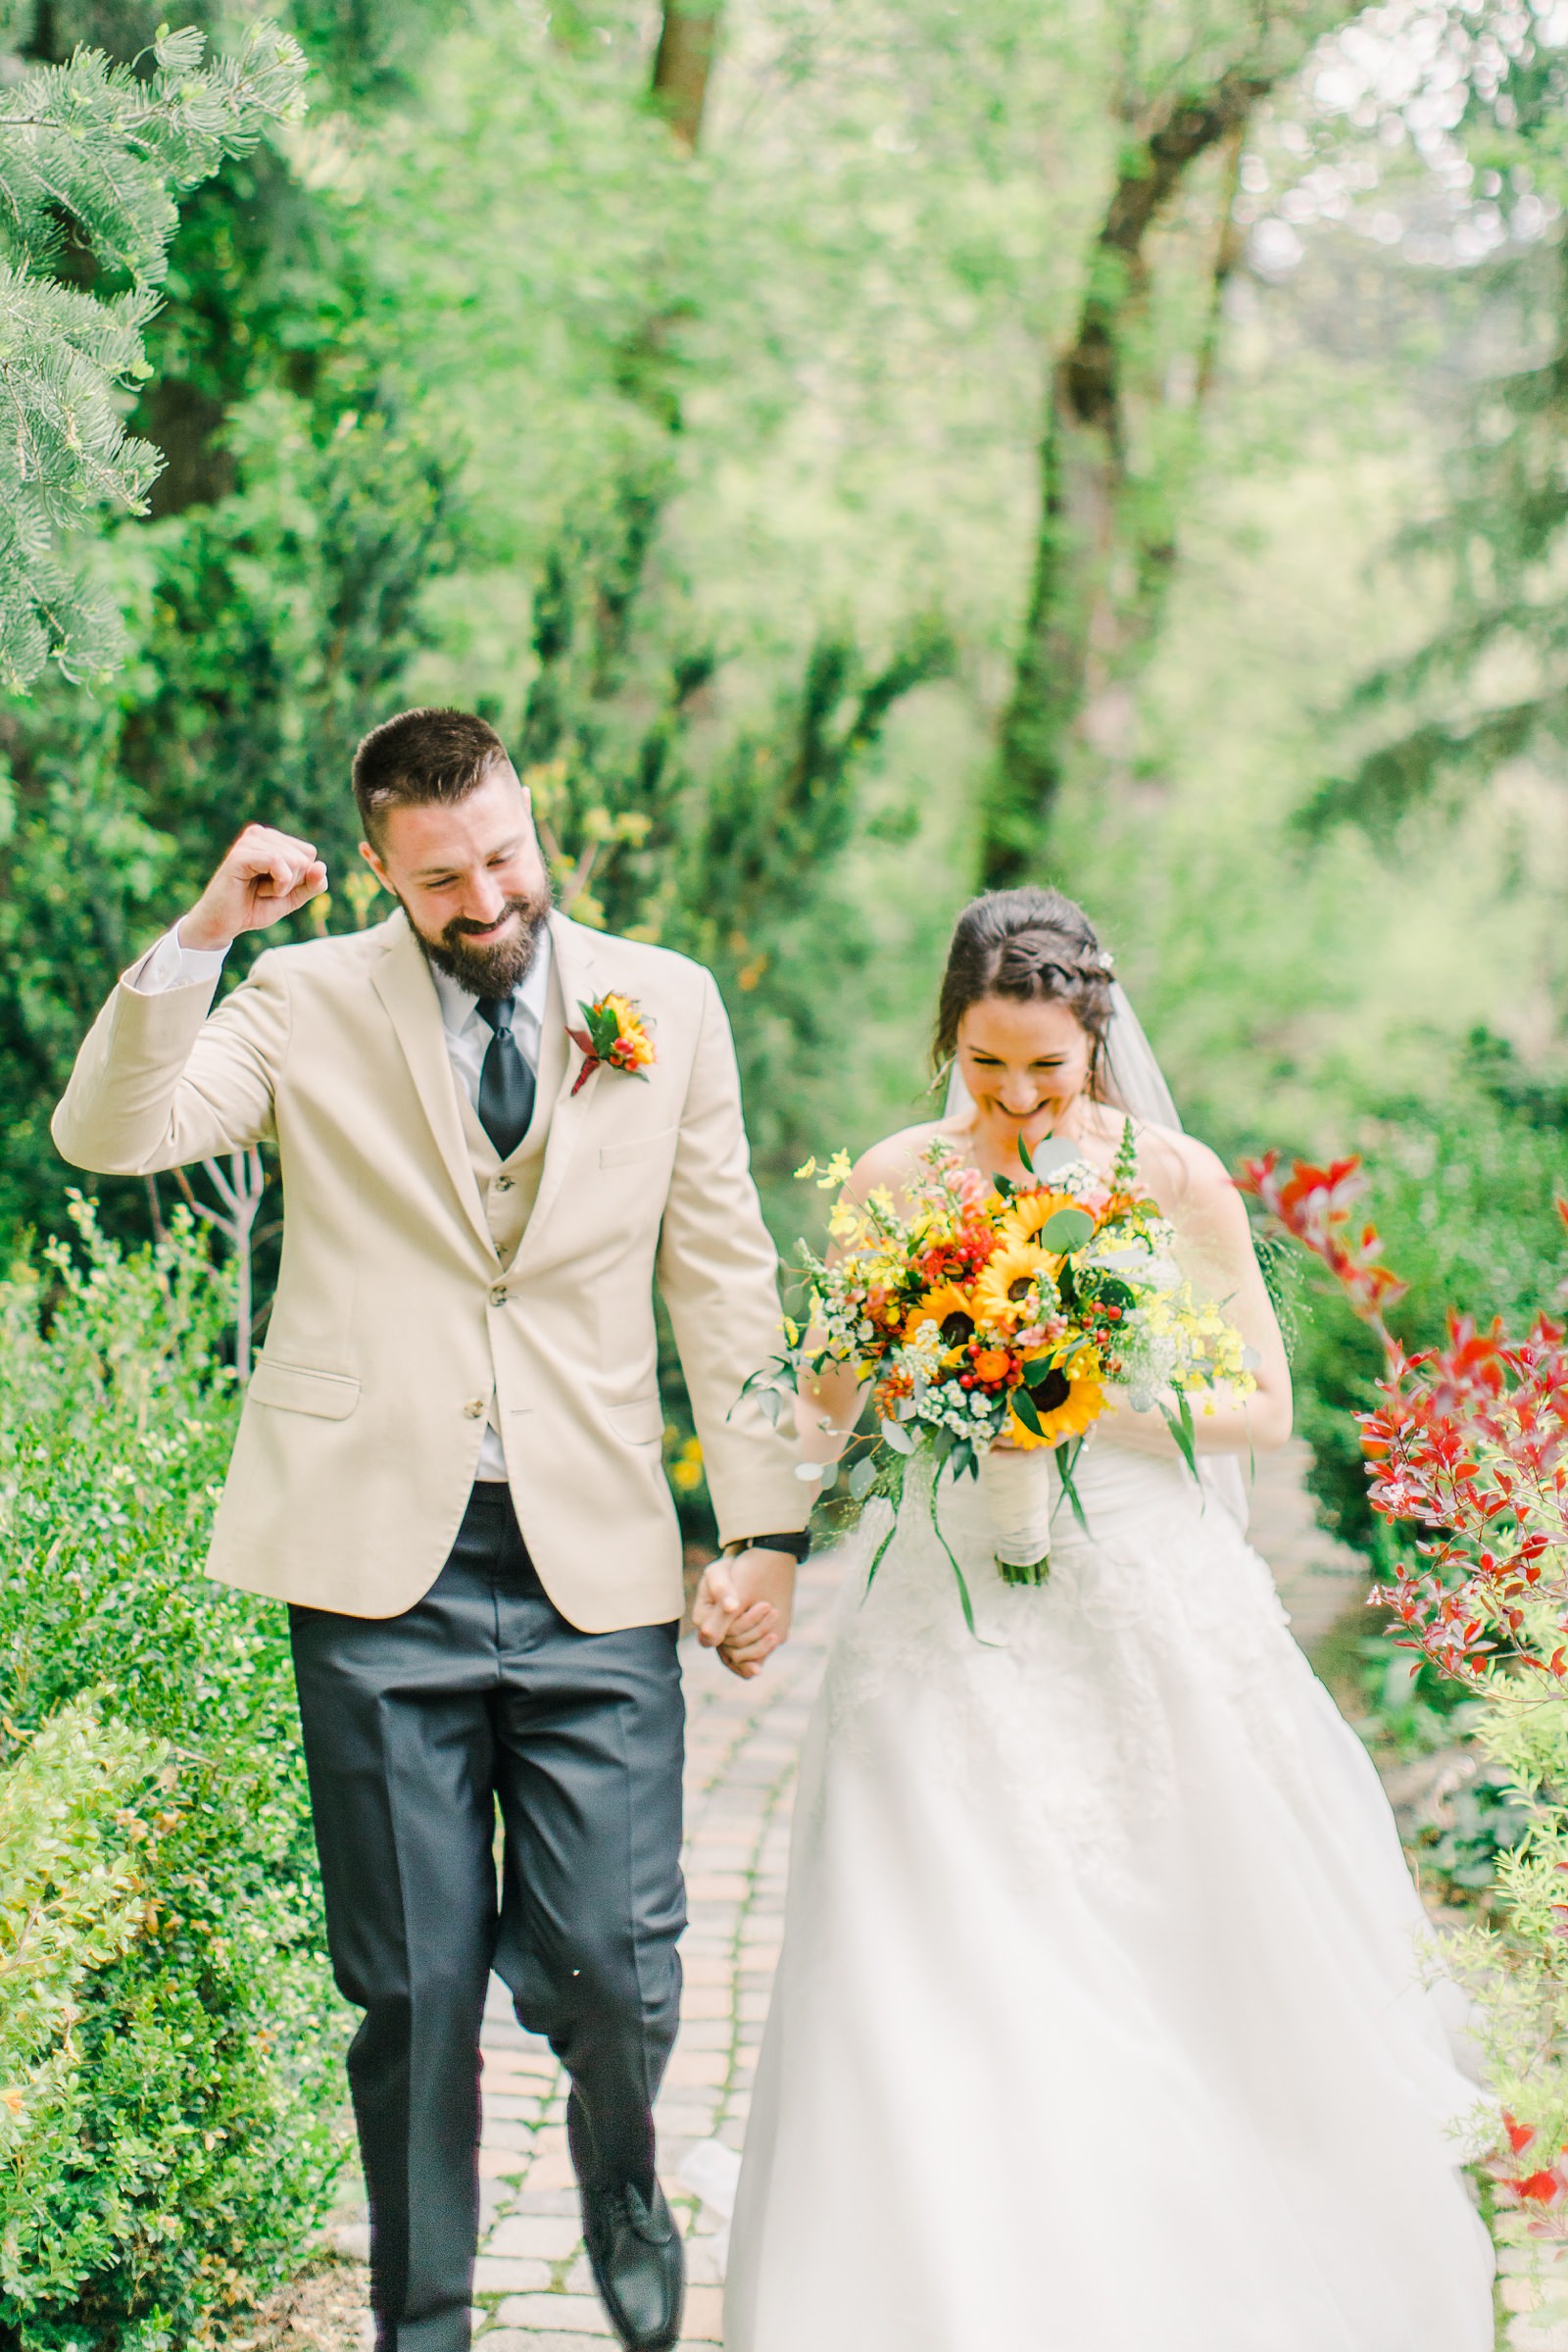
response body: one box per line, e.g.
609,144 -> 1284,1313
0,21 -> 309,690
0,24 -> 308,285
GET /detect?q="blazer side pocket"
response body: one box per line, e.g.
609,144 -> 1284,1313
605,1396 -> 664,1446
600,1127 -> 679,1169
248,1359 -> 361,1419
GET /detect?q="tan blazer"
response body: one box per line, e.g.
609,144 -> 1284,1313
52,909 -> 807,1629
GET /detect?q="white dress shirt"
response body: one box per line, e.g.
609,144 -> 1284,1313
129,920 -> 555,1481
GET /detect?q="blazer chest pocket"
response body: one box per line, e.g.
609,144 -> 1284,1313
600,1126 -> 678,1169
248,1359 -> 361,1419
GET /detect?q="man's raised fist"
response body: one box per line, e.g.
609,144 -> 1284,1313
179,824 -> 329,954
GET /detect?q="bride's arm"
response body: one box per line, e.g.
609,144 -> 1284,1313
797,1359 -> 864,1464
1099,1133 -> 1293,1458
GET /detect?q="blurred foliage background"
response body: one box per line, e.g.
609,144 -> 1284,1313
3,1 -> 1564,1257
4,0 -> 1568,2332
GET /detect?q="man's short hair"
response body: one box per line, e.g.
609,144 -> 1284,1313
353,708 -> 508,849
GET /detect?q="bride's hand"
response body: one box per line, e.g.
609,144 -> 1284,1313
693,1546 -> 796,1680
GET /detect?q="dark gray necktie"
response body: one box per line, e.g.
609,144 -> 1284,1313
475,996 -> 536,1159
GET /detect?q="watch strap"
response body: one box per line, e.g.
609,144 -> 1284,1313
725,1530 -> 811,1562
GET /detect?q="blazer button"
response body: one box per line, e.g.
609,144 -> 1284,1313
488,1285 -> 508,1307
463,1397 -> 486,1419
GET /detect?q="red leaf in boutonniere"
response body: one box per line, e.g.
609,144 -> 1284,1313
568,993 -> 657,1097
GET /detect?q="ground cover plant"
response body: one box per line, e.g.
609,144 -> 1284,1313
0,1202 -> 347,2351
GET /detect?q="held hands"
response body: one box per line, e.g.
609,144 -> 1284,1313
179,824 -> 329,954
693,1546 -> 797,1681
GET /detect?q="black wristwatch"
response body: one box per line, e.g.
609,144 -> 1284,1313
725,1531 -> 812,1562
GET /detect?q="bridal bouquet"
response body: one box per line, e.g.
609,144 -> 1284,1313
747,1124 -> 1252,1626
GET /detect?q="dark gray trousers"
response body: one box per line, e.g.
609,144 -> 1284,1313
289,1483 -> 686,2352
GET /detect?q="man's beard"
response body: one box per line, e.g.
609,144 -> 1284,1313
406,888 -> 553,999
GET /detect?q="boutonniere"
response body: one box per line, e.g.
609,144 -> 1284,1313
568,993 -> 656,1097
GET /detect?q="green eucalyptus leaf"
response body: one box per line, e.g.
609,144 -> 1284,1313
1054,1438 -> 1092,1538
1159,1396 -> 1199,1482
1039,1205 -> 1095,1252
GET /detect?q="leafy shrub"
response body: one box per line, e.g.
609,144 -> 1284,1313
0,1700 -> 165,2269
1324,1633 -> 1533,1906
0,1202 -> 348,2352
1341,1625 -> 1484,1764
1286,1042 -> 1568,1554
1248,1143 -> 1568,2219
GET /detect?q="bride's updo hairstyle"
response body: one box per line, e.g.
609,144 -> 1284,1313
934,886 -> 1115,1096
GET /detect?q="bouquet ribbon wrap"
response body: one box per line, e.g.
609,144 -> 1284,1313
977,1446 -> 1054,1573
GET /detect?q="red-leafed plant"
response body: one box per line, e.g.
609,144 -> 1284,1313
1244,1153 -> 1568,2232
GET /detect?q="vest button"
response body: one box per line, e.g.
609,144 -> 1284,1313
463,1397 -> 486,1419
488,1285 -> 508,1307
494,1175 -> 514,1193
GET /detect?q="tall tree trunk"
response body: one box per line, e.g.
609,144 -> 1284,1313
652,5 -> 721,152
981,18 -> 1350,888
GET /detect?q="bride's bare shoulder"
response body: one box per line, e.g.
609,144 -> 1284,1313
1124,1117 -> 1239,1220
850,1118 -> 966,1200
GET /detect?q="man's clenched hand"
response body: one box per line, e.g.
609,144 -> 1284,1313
179,824 -> 329,953
692,1545 -> 797,1681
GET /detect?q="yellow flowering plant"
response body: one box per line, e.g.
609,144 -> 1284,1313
747,1122 -> 1254,1624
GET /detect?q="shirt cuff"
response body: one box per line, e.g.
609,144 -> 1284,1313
126,925 -> 229,995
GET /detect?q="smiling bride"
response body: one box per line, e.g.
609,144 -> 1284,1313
721,885 -> 1494,2352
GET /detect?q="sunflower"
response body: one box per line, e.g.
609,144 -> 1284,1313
905,1280 -> 978,1349
1000,1187 -> 1084,1248
972,1242 -> 1056,1333
1007,1356 -> 1105,1448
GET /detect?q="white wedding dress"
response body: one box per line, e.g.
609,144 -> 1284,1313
723,1440 -> 1495,2351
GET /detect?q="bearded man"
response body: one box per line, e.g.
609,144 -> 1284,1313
52,708 -> 807,2352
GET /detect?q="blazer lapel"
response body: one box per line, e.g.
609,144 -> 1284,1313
517,911 -> 603,1252
369,913 -> 499,1263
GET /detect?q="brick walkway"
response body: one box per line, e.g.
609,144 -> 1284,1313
1501,2235 -> 1568,2349
453,1549 -> 839,2350
1241,1437 -> 1367,1651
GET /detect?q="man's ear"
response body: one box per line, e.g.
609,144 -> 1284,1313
360,840 -> 392,896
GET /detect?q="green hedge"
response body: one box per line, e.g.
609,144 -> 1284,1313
0,1202 -> 348,2352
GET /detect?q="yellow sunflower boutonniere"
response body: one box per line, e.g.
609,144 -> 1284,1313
568,993 -> 656,1097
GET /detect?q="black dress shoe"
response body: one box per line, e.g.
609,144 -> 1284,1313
581,2176 -> 685,2350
